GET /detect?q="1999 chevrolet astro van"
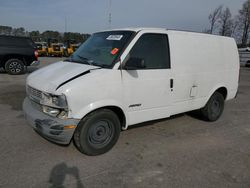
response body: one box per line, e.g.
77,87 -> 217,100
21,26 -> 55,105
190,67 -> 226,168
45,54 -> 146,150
23,28 -> 239,155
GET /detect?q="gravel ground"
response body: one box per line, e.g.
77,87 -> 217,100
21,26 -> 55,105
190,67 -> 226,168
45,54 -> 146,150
0,57 -> 250,188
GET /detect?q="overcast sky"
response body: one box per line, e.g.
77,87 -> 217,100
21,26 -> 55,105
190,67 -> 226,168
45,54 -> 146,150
0,0 -> 246,34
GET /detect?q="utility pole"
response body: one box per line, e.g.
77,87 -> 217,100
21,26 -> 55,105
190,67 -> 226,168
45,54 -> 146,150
65,17 -> 67,33
108,0 -> 112,29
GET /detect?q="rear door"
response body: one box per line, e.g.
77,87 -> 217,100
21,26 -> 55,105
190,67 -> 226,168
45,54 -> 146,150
121,33 -> 173,125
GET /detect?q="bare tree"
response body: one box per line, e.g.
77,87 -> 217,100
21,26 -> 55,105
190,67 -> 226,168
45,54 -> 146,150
209,5 -> 223,34
231,18 -> 240,38
238,0 -> 250,46
218,7 -> 233,36
202,28 -> 211,34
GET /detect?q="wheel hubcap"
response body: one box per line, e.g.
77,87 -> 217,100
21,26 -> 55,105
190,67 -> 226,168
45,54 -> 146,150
88,120 -> 114,149
9,62 -> 22,73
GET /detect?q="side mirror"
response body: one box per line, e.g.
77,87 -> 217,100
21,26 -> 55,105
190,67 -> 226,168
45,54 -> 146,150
124,57 -> 145,70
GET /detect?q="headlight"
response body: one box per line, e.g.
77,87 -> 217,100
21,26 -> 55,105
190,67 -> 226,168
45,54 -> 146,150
42,106 -> 68,119
40,93 -> 68,119
43,106 -> 60,117
41,93 -> 68,109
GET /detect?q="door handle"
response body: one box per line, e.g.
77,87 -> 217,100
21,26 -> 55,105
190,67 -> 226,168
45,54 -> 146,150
170,79 -> 174,91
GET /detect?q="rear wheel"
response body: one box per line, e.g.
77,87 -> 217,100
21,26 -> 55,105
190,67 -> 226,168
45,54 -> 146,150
74,109 -> 121,156
201,92 -> 225,122
5,59 -> 25,75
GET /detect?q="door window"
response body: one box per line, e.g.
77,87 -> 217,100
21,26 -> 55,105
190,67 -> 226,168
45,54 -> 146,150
128,34 -> 170,69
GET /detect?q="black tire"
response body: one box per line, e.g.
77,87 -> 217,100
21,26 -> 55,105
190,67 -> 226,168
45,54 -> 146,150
5,59 -> 25,75
201,92 -> 225,122
74,109 -> 121,156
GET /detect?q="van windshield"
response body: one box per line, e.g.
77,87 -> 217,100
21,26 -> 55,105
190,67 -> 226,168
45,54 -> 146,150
66,31 -> 135,68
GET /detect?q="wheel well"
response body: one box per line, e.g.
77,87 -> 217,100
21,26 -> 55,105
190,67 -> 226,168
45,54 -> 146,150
105,106 -> 126,129
85,106 -> 126,129
215,87 -> 228,100
0,55 -> 25,67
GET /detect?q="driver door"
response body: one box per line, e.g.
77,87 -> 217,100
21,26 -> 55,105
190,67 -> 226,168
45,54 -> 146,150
121,33 -> 173,125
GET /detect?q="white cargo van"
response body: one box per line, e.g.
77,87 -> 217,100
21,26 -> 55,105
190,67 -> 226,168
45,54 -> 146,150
23,28 -> 239,155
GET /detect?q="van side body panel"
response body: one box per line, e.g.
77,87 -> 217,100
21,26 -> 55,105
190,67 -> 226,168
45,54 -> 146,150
63,30 -> 239,128
167,31 -> 239,116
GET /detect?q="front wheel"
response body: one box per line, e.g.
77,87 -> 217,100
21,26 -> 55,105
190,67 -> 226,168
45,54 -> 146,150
74,109 -> 121,156
201,92 -> 225,122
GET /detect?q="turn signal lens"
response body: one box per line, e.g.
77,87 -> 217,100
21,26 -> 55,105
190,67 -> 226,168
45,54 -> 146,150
64,125 -> 77,130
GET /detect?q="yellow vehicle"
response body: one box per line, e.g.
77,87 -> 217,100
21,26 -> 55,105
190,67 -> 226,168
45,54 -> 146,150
64,40 -> 80,57
47,39 -> 64,57
35,42 -> 48,56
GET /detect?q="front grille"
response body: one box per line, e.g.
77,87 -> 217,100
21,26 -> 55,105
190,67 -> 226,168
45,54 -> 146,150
30,99 -> 43,112
53,45 -> 60,51
27,86 -> 42,103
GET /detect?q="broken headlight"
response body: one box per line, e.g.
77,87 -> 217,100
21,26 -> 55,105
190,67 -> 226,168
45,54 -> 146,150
40,93 -> 68,119
41,93 -> 68,109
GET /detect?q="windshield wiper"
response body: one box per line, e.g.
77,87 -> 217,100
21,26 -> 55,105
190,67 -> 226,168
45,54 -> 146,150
64,57 -> 73,62
92,63 -> 110,68
64,57 -> 85,64
76,55 -> 95,66
66,55 -> 106,68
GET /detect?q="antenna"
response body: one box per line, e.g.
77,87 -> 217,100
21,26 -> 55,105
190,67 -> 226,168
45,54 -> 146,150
108,0 -> 112,29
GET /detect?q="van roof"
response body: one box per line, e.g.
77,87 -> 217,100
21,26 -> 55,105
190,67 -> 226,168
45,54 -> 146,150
108,27 -> 165,32
101,27 -> 233,39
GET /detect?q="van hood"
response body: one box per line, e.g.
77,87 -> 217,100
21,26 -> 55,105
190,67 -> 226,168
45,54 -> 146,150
27,61 -> 100,93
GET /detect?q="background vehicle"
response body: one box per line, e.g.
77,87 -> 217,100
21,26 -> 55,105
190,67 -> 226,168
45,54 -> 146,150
35,42 -> 48,56
239,48 -> 250,67
238,47 -> 250,52
64,40 -> 80,57
47,38 -> 64,57
23,28 -> 239,155
0,35 -> 39,75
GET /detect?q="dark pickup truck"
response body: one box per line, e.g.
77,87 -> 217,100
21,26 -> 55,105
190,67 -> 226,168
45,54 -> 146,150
0,35 -> 39,75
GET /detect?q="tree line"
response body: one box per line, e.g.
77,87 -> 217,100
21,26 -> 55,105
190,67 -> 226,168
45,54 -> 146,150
205,0 -> 250,47
2,0 -> 250,47
0,25 -> 90,43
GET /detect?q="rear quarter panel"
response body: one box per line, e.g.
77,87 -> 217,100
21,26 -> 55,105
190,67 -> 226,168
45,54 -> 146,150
167,31 -> 239,114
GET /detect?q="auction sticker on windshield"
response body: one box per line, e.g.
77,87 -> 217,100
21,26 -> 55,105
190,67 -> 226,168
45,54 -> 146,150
111,48 -> 119,55
106,35 -> 123,41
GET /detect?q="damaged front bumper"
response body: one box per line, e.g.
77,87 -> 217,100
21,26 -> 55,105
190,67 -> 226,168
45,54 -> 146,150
23,98 -> 80,145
